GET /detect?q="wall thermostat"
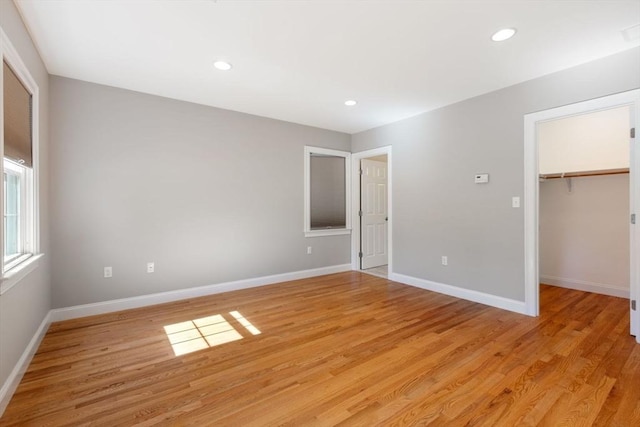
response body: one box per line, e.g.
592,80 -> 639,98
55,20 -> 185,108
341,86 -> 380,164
474,174 -> 489,184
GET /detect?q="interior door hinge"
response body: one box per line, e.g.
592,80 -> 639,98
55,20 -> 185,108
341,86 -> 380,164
632,213 -> 636,225
632,300 -> 637,311
359,210 -> 363,217
631,127 -> 636,138
358,252 -> 363,258
359,169 -> 363,175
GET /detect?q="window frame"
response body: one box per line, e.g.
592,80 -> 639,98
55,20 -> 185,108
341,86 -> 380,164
4,158 -> 26,265
303,146 -> 351,238
1,27 -> 40,281
3,157 -> 34,272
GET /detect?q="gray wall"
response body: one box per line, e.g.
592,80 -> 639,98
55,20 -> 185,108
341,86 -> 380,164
540,175 -> 629,292
50,77 -> 351,308
352,47 -> 640,301
0,0 -> 51,395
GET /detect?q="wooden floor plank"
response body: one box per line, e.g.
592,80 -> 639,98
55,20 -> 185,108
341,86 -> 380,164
1,274 -> 638,426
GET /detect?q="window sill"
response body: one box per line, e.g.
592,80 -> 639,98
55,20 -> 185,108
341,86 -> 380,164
0,253 -> 43,295
305,228 -> 352,238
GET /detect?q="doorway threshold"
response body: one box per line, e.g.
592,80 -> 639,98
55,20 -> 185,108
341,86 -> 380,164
361,265 -> 388,279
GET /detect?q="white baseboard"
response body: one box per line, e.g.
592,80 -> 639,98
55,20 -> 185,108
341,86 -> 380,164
50,264 -> 352,322
540,275 -> 629,299
389,272 -> 528,315
0,311 -> 52,416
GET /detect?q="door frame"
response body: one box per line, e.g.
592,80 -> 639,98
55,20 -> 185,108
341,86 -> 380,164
351,146 -> 392,273
523,89 -> 640,342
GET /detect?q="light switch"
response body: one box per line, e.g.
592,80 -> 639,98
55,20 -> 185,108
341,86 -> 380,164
512,197 -> 520,208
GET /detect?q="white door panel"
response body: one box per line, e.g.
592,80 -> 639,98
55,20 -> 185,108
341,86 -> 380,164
361,159 -> 388,269
631,106 -> 638,337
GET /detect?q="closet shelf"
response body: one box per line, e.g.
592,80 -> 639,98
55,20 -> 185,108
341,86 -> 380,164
539,168 -> 629,180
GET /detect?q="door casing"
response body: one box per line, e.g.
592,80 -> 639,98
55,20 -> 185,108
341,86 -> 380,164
523,89 -> 640,342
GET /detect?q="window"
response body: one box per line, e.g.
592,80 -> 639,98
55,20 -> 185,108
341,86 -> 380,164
4,159 -> 27,268
304,146 -> 351,237
2,37 -> 38,276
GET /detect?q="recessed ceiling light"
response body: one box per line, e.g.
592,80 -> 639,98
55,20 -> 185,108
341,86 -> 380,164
344,100 -> 357,106
491,28 -> 517,42
213,60 -> 232,71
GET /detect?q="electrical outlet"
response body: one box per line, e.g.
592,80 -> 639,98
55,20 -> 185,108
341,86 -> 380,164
104,266 -> 112,278
147,262 -> 155,273
307,246 -> 312,255
441,256 -> 448,266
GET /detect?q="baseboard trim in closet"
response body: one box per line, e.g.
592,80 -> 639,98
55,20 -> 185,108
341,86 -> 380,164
540,275 -> 629,299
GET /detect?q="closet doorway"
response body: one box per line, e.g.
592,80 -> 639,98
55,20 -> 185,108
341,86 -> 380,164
538,107 -> 631,297
523,89 -> 640,342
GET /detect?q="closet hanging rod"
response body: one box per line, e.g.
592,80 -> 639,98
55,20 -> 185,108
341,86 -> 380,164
539,168 -> 629,180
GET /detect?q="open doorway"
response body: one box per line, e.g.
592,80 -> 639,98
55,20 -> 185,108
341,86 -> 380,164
524,89 -> 640,342
538,107 -> 631,298
351,147 -> 392,279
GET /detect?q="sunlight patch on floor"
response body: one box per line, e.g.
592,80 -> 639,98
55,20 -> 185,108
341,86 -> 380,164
229,310 -> 261,335
164,311 -> 260,356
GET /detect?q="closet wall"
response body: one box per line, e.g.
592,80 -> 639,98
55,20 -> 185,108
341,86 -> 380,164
539,106 -> 630,298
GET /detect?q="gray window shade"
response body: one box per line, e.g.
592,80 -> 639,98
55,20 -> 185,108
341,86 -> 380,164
3,60 -> 32,167
310,155 -> 346,229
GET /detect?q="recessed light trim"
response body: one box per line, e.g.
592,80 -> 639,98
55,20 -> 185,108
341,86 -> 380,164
344,100 -> 357,106
491,28 -> 517,42
214,60 -> 232,71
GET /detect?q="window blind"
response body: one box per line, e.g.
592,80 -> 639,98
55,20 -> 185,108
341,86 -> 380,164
3,60 -> 32,167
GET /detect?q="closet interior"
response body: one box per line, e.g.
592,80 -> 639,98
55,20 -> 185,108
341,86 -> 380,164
538,106 -> 631,299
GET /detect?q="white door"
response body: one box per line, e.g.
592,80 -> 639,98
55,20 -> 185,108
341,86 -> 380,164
631,107 -> 639,337
361,159 -> 388,269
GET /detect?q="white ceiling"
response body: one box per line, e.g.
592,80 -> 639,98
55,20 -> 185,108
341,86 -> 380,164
14,0 -> 640,134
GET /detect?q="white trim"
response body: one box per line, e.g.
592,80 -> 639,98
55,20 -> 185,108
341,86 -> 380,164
390,272 -> 528,315
303,146 -> 352,237
540,275 -> 630,299
524,89 -> 640,341
632,101 -> 640,340
3,159 -> 28,270
50,264 -> 352,322
304,228 -> 351,238
524,110 -> 540,316
0,311 -> 51,417
1,30 -> 6,272
350,146 -> 393,274
0,253 -> 43,295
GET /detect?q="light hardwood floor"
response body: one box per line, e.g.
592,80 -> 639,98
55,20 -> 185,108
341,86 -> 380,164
2,272 -> 638,426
